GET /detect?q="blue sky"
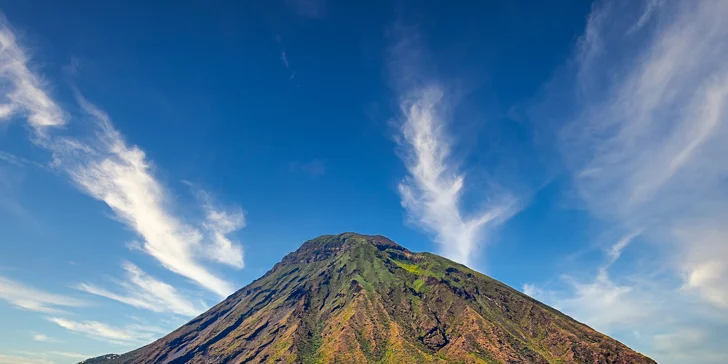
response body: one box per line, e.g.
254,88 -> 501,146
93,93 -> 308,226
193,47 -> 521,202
0,0 -> 726,363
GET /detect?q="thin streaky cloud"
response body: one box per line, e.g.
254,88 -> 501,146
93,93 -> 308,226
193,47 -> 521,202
279,49 -> 296,80
198,191 -> 245,269
0,354 -> 53,364
0,150 -> 45,169
0,151 -> 28,167
525,232 -> 650,333
32,334 -> 58,343
49,352 -> 89,360
9,351 -> 94,363
627,0 -> 663,34
0,17 -> 66,130
606,230 -> 641,268
0,275 -> 85,314
561,0 -> 728,310
76,261 -> 208,317
47,317 -> 159,345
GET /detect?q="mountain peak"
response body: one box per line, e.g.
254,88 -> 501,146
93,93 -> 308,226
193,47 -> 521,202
306,232 -> 406,250
279,233 -> 407,265
98,234 -> 654,364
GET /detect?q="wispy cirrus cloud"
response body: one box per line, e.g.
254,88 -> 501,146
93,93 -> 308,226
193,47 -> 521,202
528,0 -> 728,361
0,151 -> 44,169
49,352 -> 89,360
525,232 -> 650,333
0,104 -> 14,120
0,16 -> 244,298
76,261 -> 207,317
47,317 -> 160,345
5,351 -> 95,364
280,50 -> 295,80
389,27 -> 518,267
563,0 -> 728,310
0,275 -> 85,314
0,17 -> 65,131
524,232 -> 726,362
32,334 -> 58,343
0,354 -> 53,364
66,97 -> 241,297
275,36 -> 296,81
196,189 -> 245,269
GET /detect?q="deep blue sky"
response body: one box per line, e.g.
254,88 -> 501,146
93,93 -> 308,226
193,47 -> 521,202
1,1 -> 727,363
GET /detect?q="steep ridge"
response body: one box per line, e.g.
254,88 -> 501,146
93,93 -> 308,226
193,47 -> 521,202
96,233 -> 655,364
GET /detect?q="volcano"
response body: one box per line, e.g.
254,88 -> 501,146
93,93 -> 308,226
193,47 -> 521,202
87,233 -> 654,364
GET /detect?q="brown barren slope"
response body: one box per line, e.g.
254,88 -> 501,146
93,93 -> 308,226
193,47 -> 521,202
95,233 -> 655,364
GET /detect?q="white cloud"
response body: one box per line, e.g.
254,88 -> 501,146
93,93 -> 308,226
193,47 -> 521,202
275,37 -> 296,80
0,104 -> 15,120
32,334 -> 58,343
77,261 -> 208,317
48,351 -> 88,360
605,230 -> 641,267
560,0 -> 728,312
0,275 -> 85,314
530,1 -> 728,361
65,97 -> 239,297
552,271 -> 648,332
675,225 -> 728,309
649,327 -> 727,363
523,233 -> 724,363
197,190 -> 245,269
0,18 -> 65,130
0,151 -> 45,170
0,16 -> 244,298
6,351 -> 96,364
684,260 -> 727,308
47,317 -> 159,345
390,30 -> 517,267
0,151 -> 26,167
521,283 -> 540,298
49,352 -> 89,360
527,233 -> 652,333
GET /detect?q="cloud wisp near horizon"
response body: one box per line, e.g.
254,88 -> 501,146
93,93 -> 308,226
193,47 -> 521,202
46,317 -> 163,346
0,275 -> 85,314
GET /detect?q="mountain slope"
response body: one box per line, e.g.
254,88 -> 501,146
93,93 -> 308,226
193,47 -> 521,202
100,233 -> 654,364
